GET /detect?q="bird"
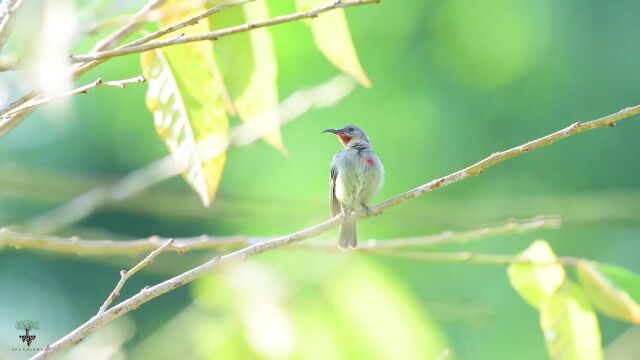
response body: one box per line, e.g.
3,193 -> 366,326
323,125 -> 384,249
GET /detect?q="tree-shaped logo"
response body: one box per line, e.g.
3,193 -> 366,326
15,320 -> 39,347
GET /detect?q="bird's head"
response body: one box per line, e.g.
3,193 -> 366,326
323,124 -> 370,147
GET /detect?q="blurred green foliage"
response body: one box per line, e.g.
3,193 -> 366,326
1,0 -> 640,359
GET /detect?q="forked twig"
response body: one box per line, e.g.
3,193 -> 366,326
97,238 -> 174,314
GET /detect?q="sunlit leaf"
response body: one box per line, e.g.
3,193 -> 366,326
507,240 -> 565,309
141,1 -> 229,206
296,0 -> 371,87
540,282 -> 603,360
211,0 -> 284,151
576,261 -> 640,324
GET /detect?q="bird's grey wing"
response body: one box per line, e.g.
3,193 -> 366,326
330,164 -> 341,217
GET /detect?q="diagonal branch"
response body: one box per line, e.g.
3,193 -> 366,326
30,104 -> 640,359
0,216 -> 558,256
97,238 -> 174,314
69,0 -> 381,63
0,0 -> 22,52
88,0 -> 166,53
2,76 -> 145,119
124,0 -> 256,48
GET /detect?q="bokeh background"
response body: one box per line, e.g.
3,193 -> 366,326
1,0 -> 639,359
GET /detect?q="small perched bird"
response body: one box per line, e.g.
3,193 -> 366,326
323,125 -> 384,249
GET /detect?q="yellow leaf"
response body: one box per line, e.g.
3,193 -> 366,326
540,282 -> 603,360
141,1 -> 229,206
297,0 -> 371,87
507,240 -> 565,309
576,261 -> 640,324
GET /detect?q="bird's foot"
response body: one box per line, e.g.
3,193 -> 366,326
361,203 -> 372,216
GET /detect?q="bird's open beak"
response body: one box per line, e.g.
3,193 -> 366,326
322,128 -> 342,134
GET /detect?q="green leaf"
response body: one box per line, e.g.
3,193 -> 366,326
212,1 -> 284,151
576,261 -> 640,324
508,240 -> 565,309
600,264 -> 640,303
540,282 -> 603,360
296,0 -> 371,87
141,1 -> 229,206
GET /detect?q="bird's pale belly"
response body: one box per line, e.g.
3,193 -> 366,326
334,157 -> 382,211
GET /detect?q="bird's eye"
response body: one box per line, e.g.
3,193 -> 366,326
348,127 -> 354,131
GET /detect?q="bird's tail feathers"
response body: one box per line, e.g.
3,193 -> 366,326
338,222 -> 357,250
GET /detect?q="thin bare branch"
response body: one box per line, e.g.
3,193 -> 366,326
2,76 -> 145,119
0,229 -> 252,256
0,91 -> 36,137
97,238 -> 174,314
365,105 -> 640,220
370,250 -> 580,267
22,76 -> 356,234
87,0 -> 166,55
299,215 -> 561,250
68,0 -> 251,82
368,215 -> 560,248
0,216 -> 556,256
30,104 -> 640,360
69,0 -> 381,63
125,0 -> 255,48
0,0 -> 22,52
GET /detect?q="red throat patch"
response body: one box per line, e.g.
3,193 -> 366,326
337,134 -> 351,147
366,157 -> 375,166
